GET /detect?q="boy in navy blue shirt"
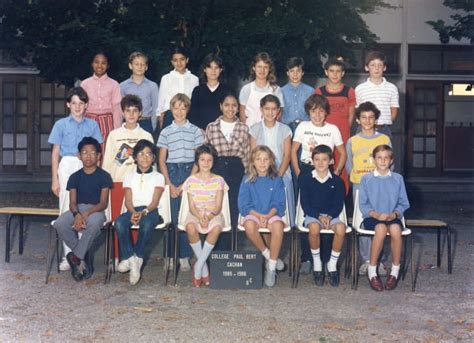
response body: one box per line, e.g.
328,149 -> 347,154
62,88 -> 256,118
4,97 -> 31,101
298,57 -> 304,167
54,137 -> 113,281
298,145 -> 346,287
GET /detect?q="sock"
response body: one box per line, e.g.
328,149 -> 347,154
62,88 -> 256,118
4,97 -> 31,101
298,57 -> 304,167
68,252 -> 81,265
368,264 -> 377,279
327,250 -> 341,272
268,259 -> 277,271
391,264 -> 400,278
261,248 -> 270,261
196,241 -> 214,279
311,248 -> 322,272
190,241 -> 203,279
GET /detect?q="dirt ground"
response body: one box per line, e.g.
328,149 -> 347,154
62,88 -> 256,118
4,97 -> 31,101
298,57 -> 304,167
0,192 -> 473,342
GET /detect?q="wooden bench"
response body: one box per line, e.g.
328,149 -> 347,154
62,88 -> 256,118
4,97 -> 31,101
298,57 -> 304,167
405,219 -> 452,274
0,207 -> 59,263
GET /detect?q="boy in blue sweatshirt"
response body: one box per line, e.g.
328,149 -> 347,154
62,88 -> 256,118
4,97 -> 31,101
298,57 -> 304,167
298,145 -> 346,287
359,144 -> 409,291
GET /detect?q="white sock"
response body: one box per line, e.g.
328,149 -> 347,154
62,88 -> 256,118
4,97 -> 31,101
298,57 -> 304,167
196,241 -> 214,279
327,250 -> 341,272
391,264 -> 400,278
268,259 -> 277,271
311,248 -> 322,272
190,241 -> 203,279
368,264 -> 377,279
261,248 -> 270,261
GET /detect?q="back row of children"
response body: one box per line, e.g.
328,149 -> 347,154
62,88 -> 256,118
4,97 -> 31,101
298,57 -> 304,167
49,49 -> 409,291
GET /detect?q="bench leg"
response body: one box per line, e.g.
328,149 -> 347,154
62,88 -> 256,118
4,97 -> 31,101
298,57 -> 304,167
437,227 -> 441,268
19,215 -> 24,255
447,226 -> 452,274
5,214 -> 13,262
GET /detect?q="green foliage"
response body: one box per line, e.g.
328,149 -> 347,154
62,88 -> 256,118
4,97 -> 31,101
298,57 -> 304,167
0,0 -> 386,86
426,0 -> 473,43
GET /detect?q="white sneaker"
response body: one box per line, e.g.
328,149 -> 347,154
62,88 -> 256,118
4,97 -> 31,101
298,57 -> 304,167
179,258 -> 191,272
299,260 -> 312,275
163,258 -> 174,271
117,257 -> 132,273
378,262 -> 388,276
359,261 -> 370,275
276,258 -> 285,271
129,256 -> 143,285
264,263 -> 276,287
59,257 -> 71,271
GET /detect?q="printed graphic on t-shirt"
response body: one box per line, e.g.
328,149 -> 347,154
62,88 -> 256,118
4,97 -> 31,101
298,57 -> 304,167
114,143 -> 133,167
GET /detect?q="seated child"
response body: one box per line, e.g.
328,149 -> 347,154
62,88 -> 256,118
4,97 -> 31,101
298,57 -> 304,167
53,137 -> 113,281
298,145 -> 346,287
359,144 -> 410,291
182,144 -> 226,287
238,145 -> 286,288
115,140 -> 165,285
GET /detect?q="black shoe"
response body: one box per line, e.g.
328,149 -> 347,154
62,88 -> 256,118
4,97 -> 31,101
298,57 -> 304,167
82,252 -> 94,280
327,270 -> 340,287
66,252 -> 83,282
312,270 -> 325,287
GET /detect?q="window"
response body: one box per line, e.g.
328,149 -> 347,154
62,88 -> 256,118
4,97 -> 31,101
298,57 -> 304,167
409,45 -> 474,74
345,44 -> 400,74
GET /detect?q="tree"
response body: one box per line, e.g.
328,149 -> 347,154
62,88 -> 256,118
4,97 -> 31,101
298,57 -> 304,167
426,0 -> 474,44
0,0 -> 388,87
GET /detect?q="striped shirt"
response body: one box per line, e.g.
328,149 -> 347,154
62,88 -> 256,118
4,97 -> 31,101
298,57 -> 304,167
355,78 -> 399,125
157,120 -> 204,163
183,175 -> 225,212
205,117 -> 250,168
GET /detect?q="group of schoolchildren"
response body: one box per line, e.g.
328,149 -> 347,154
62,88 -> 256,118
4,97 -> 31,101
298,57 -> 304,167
49,48 -> 409,292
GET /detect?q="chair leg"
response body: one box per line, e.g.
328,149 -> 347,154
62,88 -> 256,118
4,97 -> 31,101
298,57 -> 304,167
288,229 -> 293,277
19,215 -> 24,255
164,227 -> 170,286
173,226 -> 179,286
292,230 -> 300,288
437,227 -> 441,268
411,234 -> 415,292
447,226 -> 452,274
353,233 -> 359,290
5,214 -> 13,263
104,224 -> 110,284
45,224 -> 57,284
401,236 -> 407,281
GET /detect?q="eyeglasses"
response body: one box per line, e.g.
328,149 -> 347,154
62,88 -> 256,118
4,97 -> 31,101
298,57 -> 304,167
137,152 -> 154,158
80,151 -> 98,156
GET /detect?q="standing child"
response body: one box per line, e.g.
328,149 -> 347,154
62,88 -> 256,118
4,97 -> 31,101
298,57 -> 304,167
120,51 -> 159,135
188,53 -> 231,130
48,87 -> 103,271
157,47 -> 199,130
315,57 -> 356,193
355,51 -> 399,138
157,93 -> 204,271
182,144 -> 226,287
359,145 -> 409,291
291,94 -> 346,272
53,137 -> 112,281
346,102 -> 391,276
299,145 -> 346,287
250,94 -> 294,227
238,146 -> 287,288
239,52 -> 285,127
81,51 -> 122,146
281,57 -> 313,133
115,140 -> 165,285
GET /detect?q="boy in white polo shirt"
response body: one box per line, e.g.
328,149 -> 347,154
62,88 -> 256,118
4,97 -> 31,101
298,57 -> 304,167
355,51 -> 399,138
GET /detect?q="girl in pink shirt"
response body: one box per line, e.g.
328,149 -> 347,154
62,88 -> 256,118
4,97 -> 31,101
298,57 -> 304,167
81,51 -> 122,145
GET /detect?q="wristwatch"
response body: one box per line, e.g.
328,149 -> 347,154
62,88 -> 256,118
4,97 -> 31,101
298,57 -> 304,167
142,209 -> 149,216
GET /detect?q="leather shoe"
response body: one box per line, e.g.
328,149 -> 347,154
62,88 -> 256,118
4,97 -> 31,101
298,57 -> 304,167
312,270 -> 325,287
385,275 -> 398,291
82,252 -> 94,280
327,270 -> 340,287
368,275 -> 383,291
66,252 -> 83,282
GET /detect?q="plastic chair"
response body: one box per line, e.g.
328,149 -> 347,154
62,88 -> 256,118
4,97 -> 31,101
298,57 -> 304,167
292,197 -> 351,288
174,188 -> 232,286
236,196 -> 293,277
108,185 -> 173,285
45,203 -> 113,284
351,190 -> 415,291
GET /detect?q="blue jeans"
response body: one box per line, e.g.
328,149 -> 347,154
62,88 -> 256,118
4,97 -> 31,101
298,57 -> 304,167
167,162 -> 194,258
115,206 -> 162,259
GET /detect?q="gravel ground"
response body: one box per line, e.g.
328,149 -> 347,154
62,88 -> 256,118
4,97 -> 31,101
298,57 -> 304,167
0,192 -> 473,342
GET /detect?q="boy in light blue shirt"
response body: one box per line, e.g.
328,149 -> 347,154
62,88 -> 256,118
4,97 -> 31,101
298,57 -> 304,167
281,57 -> 313,133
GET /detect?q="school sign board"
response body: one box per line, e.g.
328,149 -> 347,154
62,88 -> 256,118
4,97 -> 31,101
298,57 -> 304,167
210,251 -> 263,289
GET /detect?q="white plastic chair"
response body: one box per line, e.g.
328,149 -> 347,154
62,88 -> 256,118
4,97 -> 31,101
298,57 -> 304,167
236,196 -> 293,277
351,190 -> 415,291
174,187 -> 232,285
292,197 -> 351,288
109,185 -> 173,285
